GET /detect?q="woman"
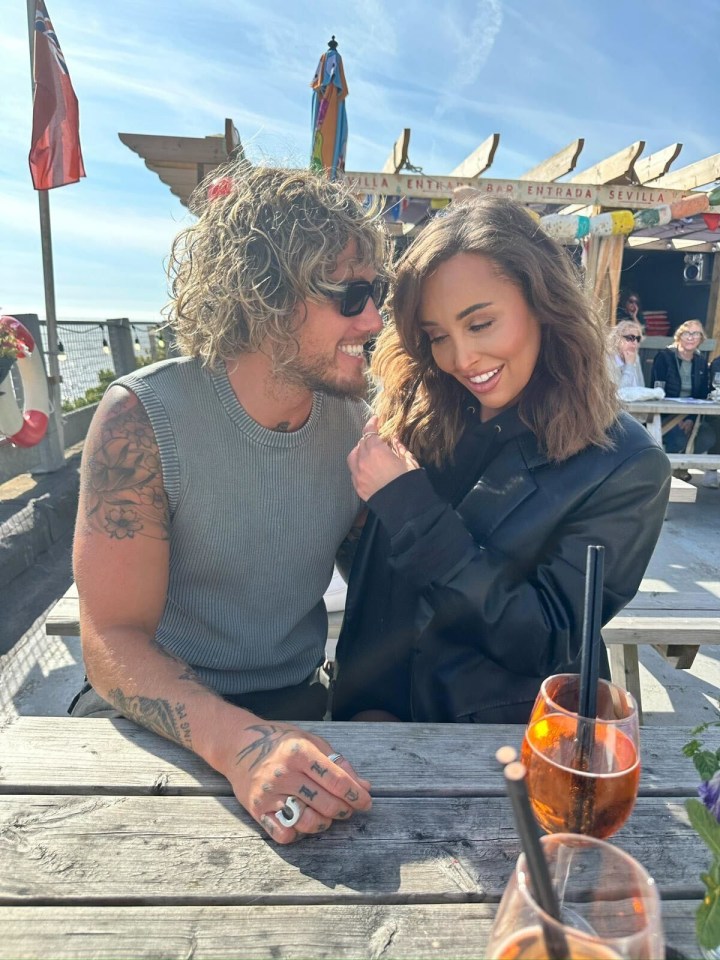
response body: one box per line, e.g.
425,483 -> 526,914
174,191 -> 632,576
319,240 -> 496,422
616,290 -> 644,328
333,196 -> 671,725
650,320 -> 713,460
608,319 -> 645,392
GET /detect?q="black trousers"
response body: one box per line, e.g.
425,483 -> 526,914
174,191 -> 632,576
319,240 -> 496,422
69,662 -> 333,722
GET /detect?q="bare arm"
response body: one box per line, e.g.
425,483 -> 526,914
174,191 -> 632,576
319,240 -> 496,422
74,385 -> 371,842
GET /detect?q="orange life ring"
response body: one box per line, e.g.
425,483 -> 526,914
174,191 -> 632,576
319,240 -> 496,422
0,316 -> 50,447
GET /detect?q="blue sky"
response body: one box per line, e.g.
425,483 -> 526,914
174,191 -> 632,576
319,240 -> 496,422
0,0 -> 717,325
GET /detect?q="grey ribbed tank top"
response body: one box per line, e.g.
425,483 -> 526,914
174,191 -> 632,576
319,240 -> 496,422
117,357 -> 366,695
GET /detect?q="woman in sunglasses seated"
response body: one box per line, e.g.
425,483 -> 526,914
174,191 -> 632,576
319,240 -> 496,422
650,320 -> 714,461
608,320 -> 645,393
332,195 -> 671,725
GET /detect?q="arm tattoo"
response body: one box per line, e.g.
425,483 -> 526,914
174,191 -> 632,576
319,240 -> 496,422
299,784 -> 318,801
234,725 -> 292,771
82,390 -> 169,541
107,687 -> 192,748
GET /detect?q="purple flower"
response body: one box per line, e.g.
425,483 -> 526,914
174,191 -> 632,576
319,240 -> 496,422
698,770 -> 720,821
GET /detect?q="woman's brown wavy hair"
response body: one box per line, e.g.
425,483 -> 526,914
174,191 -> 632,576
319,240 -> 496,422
165,159 -> 390,368
372,195 -> 620,465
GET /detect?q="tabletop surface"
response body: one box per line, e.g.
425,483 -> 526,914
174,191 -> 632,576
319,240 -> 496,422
624,397 -> 720,415
0,715 -> 707,958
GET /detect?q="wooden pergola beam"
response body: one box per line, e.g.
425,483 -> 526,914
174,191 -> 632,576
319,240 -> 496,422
635,143 -> 683,184
651,153 -> 720,190
520,139 -> 584,182
382,129 -> 411,175
558,140 -> 646,216
568,140 -> 646,185
450,134 -> 500,179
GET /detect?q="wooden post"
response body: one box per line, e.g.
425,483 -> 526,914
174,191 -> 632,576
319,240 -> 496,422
705,253 -> 720,362
106,318 -> 137,376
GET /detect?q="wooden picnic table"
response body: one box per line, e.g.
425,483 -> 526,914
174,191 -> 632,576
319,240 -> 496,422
0,715 -> 707,958
625,397 -> 720,463
46,574 -> 720,724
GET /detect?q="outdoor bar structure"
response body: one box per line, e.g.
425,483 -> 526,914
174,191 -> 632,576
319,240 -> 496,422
119,122 -> 720,354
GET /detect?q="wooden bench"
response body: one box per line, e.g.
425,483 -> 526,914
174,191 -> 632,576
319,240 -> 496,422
604,591 -> 720,722
668,453 -> 720,472
49,577 -> 719,724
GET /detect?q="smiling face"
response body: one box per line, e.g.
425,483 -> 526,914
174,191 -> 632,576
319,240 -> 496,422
419,253 -> 542,421
282,242 -> 384,399
676,320 -> 704,361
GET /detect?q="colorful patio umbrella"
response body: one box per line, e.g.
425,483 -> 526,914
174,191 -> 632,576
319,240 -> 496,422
310,36 -> 348,179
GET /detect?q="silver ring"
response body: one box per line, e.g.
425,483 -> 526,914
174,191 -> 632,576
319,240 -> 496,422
361,431 -> 380,441
275,796 -> 302,828
327,752 -> 344,764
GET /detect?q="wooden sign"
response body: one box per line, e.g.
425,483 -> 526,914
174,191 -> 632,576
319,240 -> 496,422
342,171 -> 690,209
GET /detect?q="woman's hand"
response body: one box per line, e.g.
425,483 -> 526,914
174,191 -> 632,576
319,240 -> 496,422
348,416 -> 420,501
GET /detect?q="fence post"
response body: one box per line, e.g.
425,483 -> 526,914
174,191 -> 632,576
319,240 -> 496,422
106,318 -> 137,376
13,312 -> 65,474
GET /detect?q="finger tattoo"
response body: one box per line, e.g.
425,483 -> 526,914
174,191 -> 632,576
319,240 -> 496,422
344,787 -> 359,802
311,761 -> 328,777
299,784 -> 318,801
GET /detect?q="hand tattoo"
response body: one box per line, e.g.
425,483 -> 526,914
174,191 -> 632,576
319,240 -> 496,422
234,725 -> 291,771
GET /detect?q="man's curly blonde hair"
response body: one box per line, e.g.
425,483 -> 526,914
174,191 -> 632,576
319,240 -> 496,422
166,159 -> 391,367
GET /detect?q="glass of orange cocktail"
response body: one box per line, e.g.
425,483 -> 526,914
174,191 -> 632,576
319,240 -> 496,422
520,674 -> 640,838
486,833 -> 663,960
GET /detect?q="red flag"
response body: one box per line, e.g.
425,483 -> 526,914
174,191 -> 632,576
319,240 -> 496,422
28,0 -> 86,191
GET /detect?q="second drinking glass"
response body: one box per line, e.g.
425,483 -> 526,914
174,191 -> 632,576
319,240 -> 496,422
520,674 -> 640,839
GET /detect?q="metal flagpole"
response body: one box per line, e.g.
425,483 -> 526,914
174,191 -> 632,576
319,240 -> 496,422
26,0 -> 65,471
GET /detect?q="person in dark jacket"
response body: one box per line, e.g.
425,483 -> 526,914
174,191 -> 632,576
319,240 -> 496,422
650,320 -> 713,460
333,195 -> 671,725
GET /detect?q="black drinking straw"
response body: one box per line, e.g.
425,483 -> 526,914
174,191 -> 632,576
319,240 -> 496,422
572,545 -> 605,832
578,545 -> 605,723
503,762 -> 570,960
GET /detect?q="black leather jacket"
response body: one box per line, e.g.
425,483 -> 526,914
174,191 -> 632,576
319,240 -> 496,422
334,411 -> 671,724
650,348 -> 709,399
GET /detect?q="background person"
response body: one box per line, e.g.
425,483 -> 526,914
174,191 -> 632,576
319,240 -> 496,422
650,320 -> 713,475
333,195 -> 671,726
617,290 -> 644,328
71,161 -> 391,843
609,319 -> 645,391
704,354 -> 720,489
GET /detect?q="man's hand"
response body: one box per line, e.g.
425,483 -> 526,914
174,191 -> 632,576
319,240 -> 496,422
679,418 -> 694,436
348,416 -> 420,502
219,721 -> 372,844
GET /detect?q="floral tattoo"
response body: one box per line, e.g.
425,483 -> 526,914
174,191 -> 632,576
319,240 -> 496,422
82,390 -> 169,541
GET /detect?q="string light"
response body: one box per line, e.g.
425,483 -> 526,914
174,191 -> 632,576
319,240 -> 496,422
99,324 -> 110,355
57,340 -> 67,362
156,329 -> 166,349
131,325 -> 142,355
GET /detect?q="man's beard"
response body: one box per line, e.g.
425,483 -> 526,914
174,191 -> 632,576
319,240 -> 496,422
278,352 -> 372,400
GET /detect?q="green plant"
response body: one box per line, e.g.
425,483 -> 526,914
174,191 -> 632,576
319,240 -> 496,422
683,712 -> 720,952
61,368 -> 116,413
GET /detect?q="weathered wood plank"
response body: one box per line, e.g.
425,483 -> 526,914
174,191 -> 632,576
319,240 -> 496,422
0,794 -> 705,905
382,129 -> 411,174
0,901 -> 699,959
604,616 -> 720,645
628,592 -> 720,612
0,718 -> 700,797
635,143 -> 684,184
450,134 -> 500,179
652,153 -> 720,190
520,138 -> 584,182
118,133 -> 228,165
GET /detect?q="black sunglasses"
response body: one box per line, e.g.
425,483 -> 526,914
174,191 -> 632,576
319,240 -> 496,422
330,277 -> 389,317
622,334 -> 642,343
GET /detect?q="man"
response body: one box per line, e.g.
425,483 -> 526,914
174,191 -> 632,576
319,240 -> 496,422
71,161 -> 390,843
